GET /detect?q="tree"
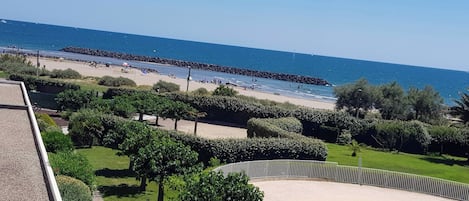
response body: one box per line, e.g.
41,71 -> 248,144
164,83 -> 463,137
160,101 -> 197,130
56,89 -> 98,111
429,126 -> 463,155
334,78 -> 379,118
181,171 -> 264,201
213,85 -> 238,97
375,81 -> 406,120
407,86 -> 443,122
132,135 -> 199,201
450,92 -> 469,124
68,109 -> 104,147
118,121 -> 156,172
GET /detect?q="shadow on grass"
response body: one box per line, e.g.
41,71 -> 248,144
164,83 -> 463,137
95,168 -> 136,178
98,184 -> 142,197
421,157 -> 468,166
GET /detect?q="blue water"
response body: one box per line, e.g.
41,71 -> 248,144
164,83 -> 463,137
1,19 -> 468,105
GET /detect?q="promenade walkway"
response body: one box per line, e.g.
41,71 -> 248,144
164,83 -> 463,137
0,80 -> 61,200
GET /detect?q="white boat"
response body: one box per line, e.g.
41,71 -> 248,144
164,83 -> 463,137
1,19 -> 7,24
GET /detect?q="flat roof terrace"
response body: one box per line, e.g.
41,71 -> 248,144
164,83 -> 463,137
0,80 -> 61,201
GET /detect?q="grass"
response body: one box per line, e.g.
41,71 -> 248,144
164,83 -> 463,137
0,71 -> 7,78
77,146 -> 180,201
326,143 -> 469,183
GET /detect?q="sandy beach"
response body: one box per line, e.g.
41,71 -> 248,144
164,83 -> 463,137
33,57 -> 335,110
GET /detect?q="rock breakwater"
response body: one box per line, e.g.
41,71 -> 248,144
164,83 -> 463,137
61,47 -> 331,86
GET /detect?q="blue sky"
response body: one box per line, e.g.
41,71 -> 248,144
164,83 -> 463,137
1,0 -> 468,71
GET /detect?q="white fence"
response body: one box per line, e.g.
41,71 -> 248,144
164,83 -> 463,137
214,160 -> 469,201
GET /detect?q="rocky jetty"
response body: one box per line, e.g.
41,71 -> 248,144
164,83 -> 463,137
61,47 -> 331,86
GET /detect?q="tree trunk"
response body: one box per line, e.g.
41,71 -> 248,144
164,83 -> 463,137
138,113 -> 144,122
174,119 -> 178,130
440,144 -> 444,156
139,175 -> 147,191
194,116 -> 198,136
157,180 -> 164,201
155,116 -> 159,126
128,159 -> 134,170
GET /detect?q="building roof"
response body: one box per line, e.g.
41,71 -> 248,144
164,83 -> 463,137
0,80 -> 61,201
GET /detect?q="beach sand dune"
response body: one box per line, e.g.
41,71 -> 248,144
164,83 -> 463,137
34,57 -> 335,110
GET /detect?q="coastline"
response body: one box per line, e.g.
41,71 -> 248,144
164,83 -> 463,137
30,56 -> 336,110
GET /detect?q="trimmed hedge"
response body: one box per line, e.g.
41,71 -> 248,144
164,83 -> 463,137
9,74 -> 80,93
168,131 -> 327,164
263,117 -> 303,133
56,175 -> 92,201
50,68 -> 81,79
98,76 -> 136,87
247,118 -> 304,140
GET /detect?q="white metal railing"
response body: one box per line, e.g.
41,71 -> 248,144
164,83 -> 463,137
214,160 -> 469,201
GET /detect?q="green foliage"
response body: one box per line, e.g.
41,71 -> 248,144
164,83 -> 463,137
132,135 -> 199,198
56,175 -> 92,201
169,131 -> 328,164
160,101 -> 197,130
50,68 -> 82,79
450,92 -> 469,124
98,76 -> 136,87
56,89 -> 98,111
102,87 -> 142,99
0,54 -> 48,76
191,87 -> 210,96
35,113 -> 58,132
334,78 -> 380,118
369,120 -> 431,153
407,86 -> 444,122
246,118 -> 303,139
41,131 -> 74,153
153,80 -> 180,93
9,73 -> 80,92
337,129 -> 352,145
212,85 -> 238,97
68,109 -> 104,147
50,151 -> 95,189
375,81 -> 407,120
181,171 -> 263,201
349,140 -> 361,157
428,126 -> 464,155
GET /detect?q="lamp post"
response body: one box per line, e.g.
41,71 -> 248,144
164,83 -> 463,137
356,88 -> 362,118
186,66 -> 192,92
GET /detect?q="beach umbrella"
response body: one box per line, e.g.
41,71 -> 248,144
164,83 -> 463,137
122,62 -> 129,67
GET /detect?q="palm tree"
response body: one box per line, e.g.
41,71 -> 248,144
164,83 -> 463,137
450,92 -> 469,124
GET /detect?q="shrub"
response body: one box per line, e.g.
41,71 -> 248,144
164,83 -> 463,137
212,85 -> 238,96
247,118 -> 304,140
98,76 -> 136,87
50,151 -> 95,189
337,130 -> 352,145
36,113 -> 59,132
50,68 -> 81,79
168,131 -> 327,164
56,175 -> 92,201
192,87 -> 210,96
153,80 -> 180,93
41,131 -> 74,153
9,73 -> 80,93
102,87 -> 142,99
263,117 -> 303,133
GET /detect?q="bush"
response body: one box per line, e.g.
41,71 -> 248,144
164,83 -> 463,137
50,68 -> 81,79
56,175 -> 92,201
36,113 -> 58,132
212,85 -> 238,96
191,87 -> 210,96
102,87 -> 143,99
247,118 -> 304,140
68,109 -> 104,147
168,131 -> 327,164
50,151 -> 95,189
98,76 -> 136,87
263,117 -> 303,133
361,120 -> 431,153
153,80 -> 180,93
41,131 -> 74,153
337,130 -> 352,145
9,73 -> 80,93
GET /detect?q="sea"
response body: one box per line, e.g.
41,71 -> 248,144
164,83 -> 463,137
1,19 -> 468,105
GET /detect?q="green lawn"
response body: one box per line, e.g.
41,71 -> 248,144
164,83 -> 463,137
0,71 -> 7,78
326,143 -> 469,183
77,147 -> 179,201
